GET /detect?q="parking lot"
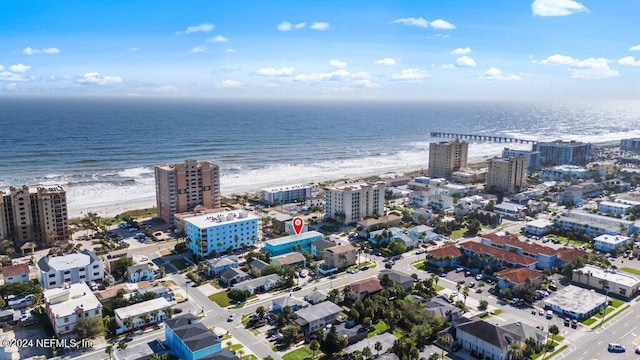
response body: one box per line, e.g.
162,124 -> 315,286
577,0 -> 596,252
1,322 -> 52,359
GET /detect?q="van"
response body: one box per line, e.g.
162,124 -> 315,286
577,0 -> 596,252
546,310 -> 553,319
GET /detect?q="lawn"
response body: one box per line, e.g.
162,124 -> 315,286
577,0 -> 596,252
171,258 -> 190,271
491,309 -> 503,316
242,355 -> 258,360
282,346 -> 313,360
368,320 -> 388,338
434,284 -> 445,291
582,317 -> 597,326
621,267 -> 640,276
208,291 -> 232,307
450,227 -> 468,240
230,343 -> 244,351
610,299 -> 624,308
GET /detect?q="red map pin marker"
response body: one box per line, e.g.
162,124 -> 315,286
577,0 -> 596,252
292,216 -> 304,235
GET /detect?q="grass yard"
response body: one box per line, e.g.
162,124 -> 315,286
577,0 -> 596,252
242,355 -> 258,360
450,227 -> 468,240
582,317 -> 597,325
621,267 -> 640,276
368,320 -> 388,338
610,299 -> 624,308
434,284 -> 445,291
282,346 -> 313,360
412,260 -> 426,270
492,309 -> 503,316
230,344 -> 244,351
208,291 -> 232,307
171,258 -> 190,271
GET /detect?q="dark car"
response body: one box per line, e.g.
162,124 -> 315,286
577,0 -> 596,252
174,308 -> 183,314
360,265 -> 369,271
292,286 -> 302,291
451,343 -> 462,352
123,336 -> 134,343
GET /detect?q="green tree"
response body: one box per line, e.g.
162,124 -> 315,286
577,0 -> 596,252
124,317 -> 135,331
374,341 -> 383,356
438,335 -> 452,360
105,345 -> 113,360
548,324 -> 559,345
117,341 -> 128,351
362,346 -> 372,359
507,341 -> 525,360
256,306 -> 266,319
75,316 -> 105,339
309,339 -> 321,360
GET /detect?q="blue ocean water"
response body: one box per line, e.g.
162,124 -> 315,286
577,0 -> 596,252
1,97 -> 639,216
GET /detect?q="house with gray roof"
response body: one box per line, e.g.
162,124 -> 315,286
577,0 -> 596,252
127,263 -> 155,283
424,299 -> 461,322
304,290 -> 328,305
249,259 -> 270,277
219,268 -> 250,286
135,285 -> 174,301
206,256 -> 239,275
38,249 -> 104,289
294,301 -> 343,334
164,314 -> 223,360
379,270 -> 415,291
343,332 -> 396,357
272,294 -> 308,313
455,319 -> 524,360
233,274 -> 281,294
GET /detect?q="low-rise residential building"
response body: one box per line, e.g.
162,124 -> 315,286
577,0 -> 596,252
428,194 -> 454,212
264,231 -> 324,256
233,274 -> 281,294
573,265 -> 640,299
260,184 -> 312,205
271,252 -> 307,268
455,320 -> 525,360
598,201 -> 633,216
311,238 -> 337,259
348,278 -> 383,301
127,263 -> 155,283
451,169 -> 487,184
272,295 -> 308,313
411,208 -> 434,223
185,210 -> 260,257
460,241 -> 538,269
524,219 -> 554,236
44,282 -> 102,339
368,227 -> 403,245
102,250 -> 131,274
409,191 -> 430,208
540,165 -> 588,181
115,297 -> 172,334
206,256 -> 239,276
294,301 -> 343,334
357,215 -> 402,235
544,285 -> 607,319
219,268 -> 250,286
270,212 -> 293,234
424,299 -> 461,321
135,285 -> 174,301
426,244 -> 464,268
304,290 -> 328,305
496,268 -> 542,289
248,259 -> 270,277
481,232 -> 559,269
393,234 -> 419,249
38,250 -> 104,289
558,182 -> 604,206
165,314 -> 223,360
379,270 -> 414,291
2,263 -> 30,283
492,202 -> 526,220
593,234 -> 631,253
406,225 -> 434,238
324,243 -> 357,269
555,210 -> 636,236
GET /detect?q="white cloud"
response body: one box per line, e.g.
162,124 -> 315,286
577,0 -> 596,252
219,80 -> 243,88
539,54 -> 619,78
0,65 -> 3,71
264,82 -> 281,88
22,47 -> 60,55
310,22 -> 330,31
294,22 -> 306,29
329,59 -> 348,69
9,64 -> 31,73
430,19 -> 456,30
76,72 -> 123,85
441,64 -> 455,70
354,79 -> 381,88
277,21 -> 293,32
619,56 -> 640,67
351,71 -> 372,79
630,45 -> 640,51
256,67 -> 295,77
176,23 -> 214,35
451,47 -> 471,55
188,46 -> 207,54
478,67 -> 521,81
225,48 -> 236,53
5,83 -> 17,91
390,17 -> 429,28
207,35 -> 228,43
130,47 -> 139,52
532,0 -> 589,17
0,71 -> 30,82
456,56 -> 477,67
391,68 -> 430,81
293,69 -> 349,82
374,58 -> 397,66
154,85 -> 178,93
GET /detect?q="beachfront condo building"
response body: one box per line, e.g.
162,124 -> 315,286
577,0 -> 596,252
533,140 -> 591,166
0,185 -> 69,246
428,140 -> 469,179
260,184 -> 313,205
154,159 -> 221,224
324,182 -> 385,225
486,157 -> 526,194
37,249 -> 105,289
184,210 -> 260,257
502,147 -> 541,171
621,138 -> 640,152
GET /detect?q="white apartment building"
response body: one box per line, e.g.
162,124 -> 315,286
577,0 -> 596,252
598,201 -> 633,216
502,147 -> 541,171
38,250 -> 104,289
185,210 -> 260,257
573,265 -> 640,299
324,183 -> 385,225
260,184 -> 312,205
555,210 -> 636,237
44,283 -> 102,339
115,297 -> 172,334
593,234 -> 631,253
539,165 -> 588,181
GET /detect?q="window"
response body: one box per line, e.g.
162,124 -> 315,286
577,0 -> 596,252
64,317 -> 69,323
49,281 -> 56,286
48,273 -> 56,278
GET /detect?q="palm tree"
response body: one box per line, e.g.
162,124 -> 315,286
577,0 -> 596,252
165,308 -> 174,319
374,341 -> 383,356
342,284 -> 353,301
140,313 -> 150,324
124,317 -> 134,331
117,341 -> 128,351
599,278 -> 610,326
309,339 -> 320,359
456,282 -> 462,301
507,341 -> 525,360
237,349 -> 244,358
105,345 -> 113,360
226,340 -> 233,350
150,309 -> 159,322
431,273 -> 439,289
234,234 -> 240,251
438,335 -> 452,360
362,346 -> 372,359
462,285 -> 470,310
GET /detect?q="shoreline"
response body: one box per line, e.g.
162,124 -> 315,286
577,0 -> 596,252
69,140 -> 621,220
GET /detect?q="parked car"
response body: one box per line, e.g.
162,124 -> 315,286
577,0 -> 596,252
227,314 -> 235,322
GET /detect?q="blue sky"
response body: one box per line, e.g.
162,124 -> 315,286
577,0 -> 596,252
1,0 -> 639,99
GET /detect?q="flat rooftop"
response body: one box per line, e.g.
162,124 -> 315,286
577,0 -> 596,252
184,210 -> 259,229
265,231 -> 323,247
115,297 -> 171,320
594,234 -> 630,245
544,285 -> 606,315
47,253 -> 91,271
44,283 -> 101,317
578,265 -> 640,288
261,184 -> 310,192
526,219 -> 554,228
325,182 -> 384,191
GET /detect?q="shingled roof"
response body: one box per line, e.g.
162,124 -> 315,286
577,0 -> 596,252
457,319 -> 522,349
460,241 -> 537,266
165,314 -> 220,352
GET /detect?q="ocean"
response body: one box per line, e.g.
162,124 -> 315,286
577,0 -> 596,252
1,97 -> 639,218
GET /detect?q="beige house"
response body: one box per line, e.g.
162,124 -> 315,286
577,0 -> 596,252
324,243 -> 357,269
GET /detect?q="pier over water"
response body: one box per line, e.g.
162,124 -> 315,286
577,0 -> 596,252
430,132 -> 537,144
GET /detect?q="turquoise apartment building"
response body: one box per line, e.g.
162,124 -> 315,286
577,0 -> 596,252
264,231 -> 324,256
185,210 -> 260,257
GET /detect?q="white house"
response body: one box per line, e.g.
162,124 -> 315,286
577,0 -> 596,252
593,234 -> 631,253
2,264 -> 30,283
409,191 -> 430,208
127,263 -> 156,283
206,256 -> 240,275
115,297 -> 172,334
38,250 -> 104,289
524,219 -> 554,236
44,283 -> 102,339
429,194 -> 454,212
598,201 -> 633,216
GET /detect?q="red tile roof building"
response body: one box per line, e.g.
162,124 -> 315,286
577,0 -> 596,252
2,263 -> 30,283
